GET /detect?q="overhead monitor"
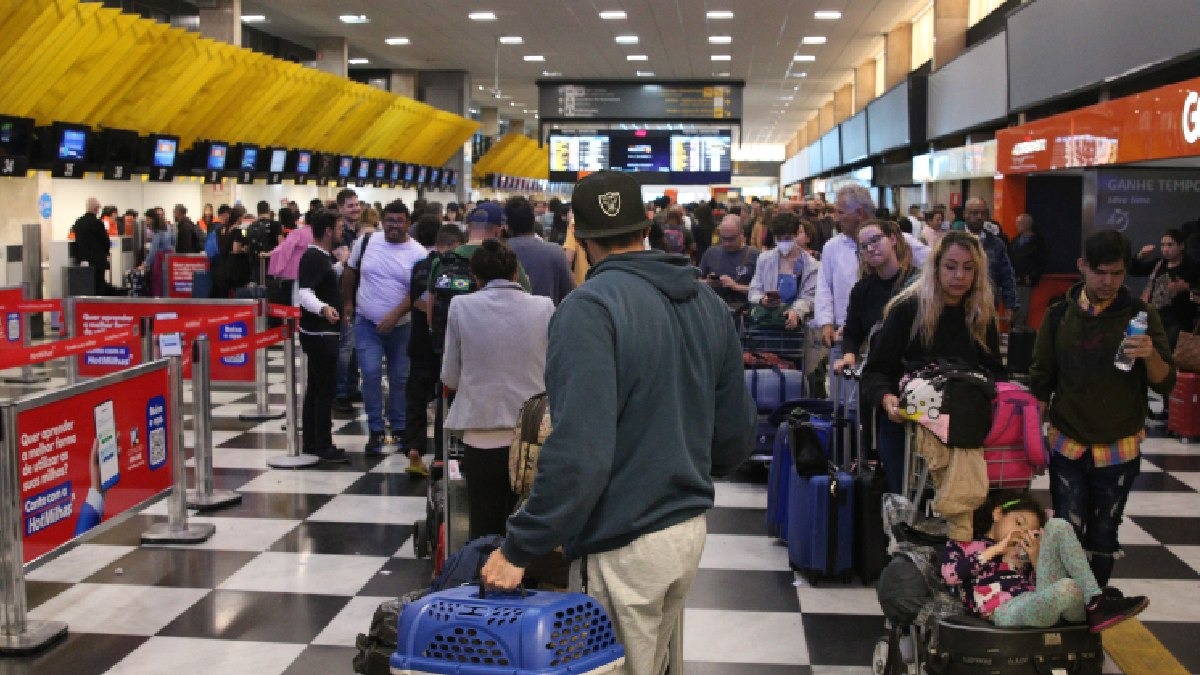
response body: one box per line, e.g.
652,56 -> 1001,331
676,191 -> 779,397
58,126 -> 89,161
207,142 -> 228,171
151,136 -> 178,168
338,155 -> 354,178
356,158 -> 370,180
240,145 -> 259,171
268,148 -> 287,173
548,134 -> 609,181
295,150 -> 312,174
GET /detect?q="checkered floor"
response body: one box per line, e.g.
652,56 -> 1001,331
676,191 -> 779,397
3,352 -> 1199,674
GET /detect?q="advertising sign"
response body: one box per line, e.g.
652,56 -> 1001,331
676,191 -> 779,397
16,362 -> 172,563
72,299 -> 257,382
1093,168 -> 1200,252
164,254 -> 210,298
0,286 -> 23,345
999,74 -> 1200,174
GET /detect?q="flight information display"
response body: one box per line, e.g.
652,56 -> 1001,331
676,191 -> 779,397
670,135 -> 731,172
549,135 -> 609,172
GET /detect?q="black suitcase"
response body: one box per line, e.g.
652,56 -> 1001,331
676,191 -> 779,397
848,370 -> 889,585
926,616 -> 1103,674
1007,326 -> 1037,375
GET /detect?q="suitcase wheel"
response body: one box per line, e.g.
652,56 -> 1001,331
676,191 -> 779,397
871,637 -> 889,675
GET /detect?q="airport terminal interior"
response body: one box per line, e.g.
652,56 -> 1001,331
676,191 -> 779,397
2,0 -> 1200,673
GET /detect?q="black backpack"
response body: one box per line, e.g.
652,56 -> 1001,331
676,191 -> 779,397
244,218 -> 278,258
429,250 -> 477,354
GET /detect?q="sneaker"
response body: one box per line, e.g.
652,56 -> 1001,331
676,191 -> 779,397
405,450 -> 430,477
1087,592 -> 1149,633
315,447 -> 350,463
365,431 -> 387,454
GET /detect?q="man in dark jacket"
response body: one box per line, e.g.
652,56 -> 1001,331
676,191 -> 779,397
72,197 -> 109,293
482,171 -> 754,673
1008,213 -> 1044,327
173,204 -> 204,254
964,197 -> 1020,317
1029,229 -> 1175,587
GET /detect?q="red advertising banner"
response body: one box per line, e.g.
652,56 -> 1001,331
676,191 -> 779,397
72,299 -> 258,382
164,254 -> 210,298
268,303 -> 301,320
16,363 -> 173,563
0,326 -> 137,370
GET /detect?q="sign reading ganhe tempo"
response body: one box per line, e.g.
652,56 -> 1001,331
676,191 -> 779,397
537,80 -> 744,121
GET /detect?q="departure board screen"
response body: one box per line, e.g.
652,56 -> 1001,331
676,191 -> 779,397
670,135 -> 731,172
549,135 -> 609,173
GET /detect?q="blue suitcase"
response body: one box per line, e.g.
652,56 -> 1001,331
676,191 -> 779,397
745,367 -> 805,413
765,422 -> 791,539
787,464 -> 856,584
191,270 -> 213,298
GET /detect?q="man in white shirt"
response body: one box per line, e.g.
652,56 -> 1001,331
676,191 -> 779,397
340,200 -> 430,453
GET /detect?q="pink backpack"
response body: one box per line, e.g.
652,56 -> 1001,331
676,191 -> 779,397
982,381 -> 1049,487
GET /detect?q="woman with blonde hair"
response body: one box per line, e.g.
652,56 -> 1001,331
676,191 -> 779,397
860,230 -> 1005,489
749,204 -> 776,251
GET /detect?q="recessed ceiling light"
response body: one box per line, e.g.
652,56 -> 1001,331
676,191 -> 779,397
793,85 -> 800,90
470,108 -> 479,114
615,35 -> 639,44
627,54 -> 648,61
599,10 -> 626,20
499,36 -> 524,44
477,84 -> 485,90
708,35 -> 732,44
385,37 -> 410,45
814,10 -> 842,20
793,54 -> 816,62
779,95 -> 794,101
802,36 -> 827,45
715,72 -> 731,77
707,10 -> 734,19
791,71 -> 809,77
523,55 -> 545,61
542,70 -> 562,76
636,70 -> 655,77
348,58 -> 370,65
339,14 -> 369,24
241,14 -> 267,23
711,54 -> 731,61
510,102 -> 517,106
469,11 -> 497,21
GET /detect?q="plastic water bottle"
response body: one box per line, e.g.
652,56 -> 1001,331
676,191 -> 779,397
1113,311 -> 1149,372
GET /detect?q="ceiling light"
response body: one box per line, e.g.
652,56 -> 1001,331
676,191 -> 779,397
339,14 -> 369,24
814,10 -> 842,20
715,72 -> 731,77
615,35 -> 639,44
468,11 -> 497,21
708,35 -> 732,44
499,36 -> 524,44
779,95 -> 794,101
542,70 -> 561,76
793,54 -> 816,62
347,58 -> 370,65
707,10 -> 734,19
478,84 -> 485,90
241,14 -> 267,23
627,54 -> 648,61
510,102 -> 517,106
791,71 -> 808,77
385,37 -> 410,45
802,36 -> 827,45
469,108 -> 479,114
599,10 -> 626,20
711,54 -> 731,61
636,70 -> 655,77
523,55 -> 545,61
793,85 -> 800,90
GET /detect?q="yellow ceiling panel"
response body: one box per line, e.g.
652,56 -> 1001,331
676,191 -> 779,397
3,1 -> 101,119
0,0 -> 60,72
32,7 -> 127,123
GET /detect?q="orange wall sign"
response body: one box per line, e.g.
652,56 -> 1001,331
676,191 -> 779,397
998,75 -> 1200,174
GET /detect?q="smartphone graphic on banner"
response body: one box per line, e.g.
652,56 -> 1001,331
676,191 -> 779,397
94,400 -> 120,490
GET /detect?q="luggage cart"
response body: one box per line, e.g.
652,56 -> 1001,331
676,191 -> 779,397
742,326 -> 807,374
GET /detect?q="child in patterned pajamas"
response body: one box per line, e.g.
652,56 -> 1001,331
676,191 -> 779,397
941,492 -> 1149,633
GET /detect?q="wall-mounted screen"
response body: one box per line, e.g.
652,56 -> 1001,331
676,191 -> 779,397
548,129 -> 732,184
295,151 -> 312,174
152,137 -> 178,168
268,148 -> 287,173
207,142 -> 228,171
240,145 -> 259,171
58,127 -> 88,161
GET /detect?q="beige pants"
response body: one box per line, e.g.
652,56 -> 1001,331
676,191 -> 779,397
571,514 -> 707,675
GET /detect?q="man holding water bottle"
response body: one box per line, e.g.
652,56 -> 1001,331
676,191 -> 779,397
1029,229 -> 1175,586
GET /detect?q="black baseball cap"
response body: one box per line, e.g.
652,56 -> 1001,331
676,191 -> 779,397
571,171 -> 648,239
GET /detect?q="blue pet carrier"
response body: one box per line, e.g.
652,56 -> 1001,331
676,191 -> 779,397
390,585 -> 626,675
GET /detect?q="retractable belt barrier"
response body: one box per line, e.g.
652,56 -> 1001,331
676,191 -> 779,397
0,357 -> 214,656
0,287 -> 63,385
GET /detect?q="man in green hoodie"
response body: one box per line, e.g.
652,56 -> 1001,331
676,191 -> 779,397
1029,229 -> 1175,587
482,171 -> 755,674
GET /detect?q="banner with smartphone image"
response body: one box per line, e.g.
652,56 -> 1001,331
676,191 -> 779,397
13,362 -> 172,563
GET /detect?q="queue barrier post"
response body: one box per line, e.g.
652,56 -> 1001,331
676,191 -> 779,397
184,336 -> 241,510
62,298 -> 77,385
141,355 -> 216,545
3,282 -> 49,385
268,320 -> 317,469
239,299 -> 284,422
0,405 -> 67,654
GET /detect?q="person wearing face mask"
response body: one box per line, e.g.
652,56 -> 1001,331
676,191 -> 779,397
747,212 -> 820,331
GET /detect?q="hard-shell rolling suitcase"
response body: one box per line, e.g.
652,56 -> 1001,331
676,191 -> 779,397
787,464 -> 855,584
849,368 -> 889,585
766,400 -> 832,538
926,615 -> 1103,674
746,366 -> 806,412
1168,371 -> 1200,439
786,373 -> 856,584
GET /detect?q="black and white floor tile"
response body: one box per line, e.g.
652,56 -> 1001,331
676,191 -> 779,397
2,351 -> 1198,674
